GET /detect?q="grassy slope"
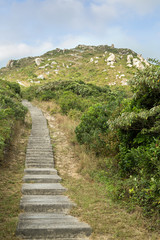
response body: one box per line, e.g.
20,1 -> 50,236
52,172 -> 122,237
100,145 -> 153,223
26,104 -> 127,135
0,44 -> 137,87
0,115 -> 31,240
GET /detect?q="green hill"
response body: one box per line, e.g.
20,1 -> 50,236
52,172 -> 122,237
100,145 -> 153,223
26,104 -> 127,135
0,44 -> 149,87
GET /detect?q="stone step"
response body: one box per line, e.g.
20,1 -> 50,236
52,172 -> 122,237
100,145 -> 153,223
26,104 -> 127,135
26,153 -> 53,158
22,183 -> 66,195
30,133 -> 49,135
26,149 -> 53,153
23,175 -> 61,183
16,213 -> 91,239
25,163 -> 54,168
26,156 -> 53,159
27,148 -> 53,151
24,168 -> 57,175
19,100 -> 92,240
28,141 -> 51,144
25,160 -> 54,164
26,159 -> 54,162
26,156 -> 54,160
27,144 -> 52,148
20,195 -> 75,213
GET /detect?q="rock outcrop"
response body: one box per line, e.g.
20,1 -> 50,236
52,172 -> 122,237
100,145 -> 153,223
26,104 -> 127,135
126,54 -> 150,70
106,53 -> 116,67
35,58 -> 43,66
6,60 -> 14,68
133,58 -> 145,70
37,74 -> 44,80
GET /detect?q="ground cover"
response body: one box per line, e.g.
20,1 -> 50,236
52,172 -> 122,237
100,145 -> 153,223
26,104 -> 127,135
0,114 -> 31,240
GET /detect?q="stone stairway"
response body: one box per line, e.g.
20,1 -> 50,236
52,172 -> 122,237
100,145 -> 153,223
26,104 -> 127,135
16,100 -> 91,240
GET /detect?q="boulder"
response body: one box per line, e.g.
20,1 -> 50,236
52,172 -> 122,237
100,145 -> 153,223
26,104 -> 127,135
6,60 -> 14,68
37,74 -> 44,80
144,59 -> 150,66
133,58 -> 145,70
51,61 -> 57,65
107,53 -> 116,62
137,54 -> 144,62
35,58 -> 43,66
127,55 -> 133,64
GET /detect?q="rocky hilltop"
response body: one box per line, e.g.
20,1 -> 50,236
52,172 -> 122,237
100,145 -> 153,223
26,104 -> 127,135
0,44 -> 150,87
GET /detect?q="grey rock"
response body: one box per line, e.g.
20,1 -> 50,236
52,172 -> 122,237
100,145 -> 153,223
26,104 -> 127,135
6,59 -> 14,68
35,58 -> 43,66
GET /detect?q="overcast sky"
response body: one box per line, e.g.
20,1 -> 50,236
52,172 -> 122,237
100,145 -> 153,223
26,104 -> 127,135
0,0 -> 160,68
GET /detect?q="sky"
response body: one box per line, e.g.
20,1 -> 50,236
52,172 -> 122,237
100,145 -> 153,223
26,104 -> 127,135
0,0 -> 160,68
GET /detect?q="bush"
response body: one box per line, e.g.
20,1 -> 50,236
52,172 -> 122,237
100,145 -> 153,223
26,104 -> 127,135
129,65 -> 160,109
59,91 -> 90,114
107,64 -> 160,217
0,79 -> 27,162
75,104 -> 110,153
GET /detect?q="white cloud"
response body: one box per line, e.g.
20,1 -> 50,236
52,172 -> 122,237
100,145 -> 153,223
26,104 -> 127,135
90,2 -> 117,22
92,0 -> 160,15
0,41 -> 54,66
58,35 -> 95,49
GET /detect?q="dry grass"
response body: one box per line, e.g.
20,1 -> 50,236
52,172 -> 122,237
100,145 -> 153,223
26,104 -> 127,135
0,114 -> 31,240
34,100 -> 160,240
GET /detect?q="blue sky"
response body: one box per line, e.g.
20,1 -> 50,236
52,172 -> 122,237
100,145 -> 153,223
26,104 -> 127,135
0,0 -> 160,68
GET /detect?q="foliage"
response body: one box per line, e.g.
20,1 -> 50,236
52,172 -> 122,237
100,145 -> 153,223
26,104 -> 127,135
129,65 -> 160,109
107,64 -> 160,217
75,104 -> 110,153
22,85 -> 38,101
58,91 -> 90,114
0,79 -> 27,162
23,80 -> 126,116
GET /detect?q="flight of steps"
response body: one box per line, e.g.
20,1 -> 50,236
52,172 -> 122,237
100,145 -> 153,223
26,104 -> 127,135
16,100 -> 91,240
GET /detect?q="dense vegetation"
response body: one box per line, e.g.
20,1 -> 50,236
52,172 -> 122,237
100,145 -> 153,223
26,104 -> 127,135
23,63 -> 160,221
0,79 -> 27,162
108,64 -> 160,218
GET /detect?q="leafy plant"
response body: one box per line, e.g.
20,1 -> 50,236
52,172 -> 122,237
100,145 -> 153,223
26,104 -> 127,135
75,104 -> 110,153
0,79 -> 27,162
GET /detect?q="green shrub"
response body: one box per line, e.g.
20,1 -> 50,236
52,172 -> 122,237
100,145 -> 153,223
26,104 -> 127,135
58,91 -> 90,114
107,64 -> 160,217
75,104 -> 110,153
22,85 -> 38,100
0,79 -> 27,162
119,139 -> 160,177
129,65 -> 160,109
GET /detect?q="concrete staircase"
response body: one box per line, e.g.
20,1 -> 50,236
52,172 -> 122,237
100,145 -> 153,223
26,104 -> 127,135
16,100 -> 91,240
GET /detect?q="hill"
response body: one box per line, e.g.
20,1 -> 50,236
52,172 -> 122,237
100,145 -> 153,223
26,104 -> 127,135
0,44 -> 149,87
0,44 -> 160,237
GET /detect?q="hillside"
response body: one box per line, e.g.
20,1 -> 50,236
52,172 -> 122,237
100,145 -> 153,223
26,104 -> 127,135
0,44 -> 160,239
0,44 -> 149,87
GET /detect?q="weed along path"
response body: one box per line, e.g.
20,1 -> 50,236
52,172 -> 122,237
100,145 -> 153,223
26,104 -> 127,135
16,100 -> 91,240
